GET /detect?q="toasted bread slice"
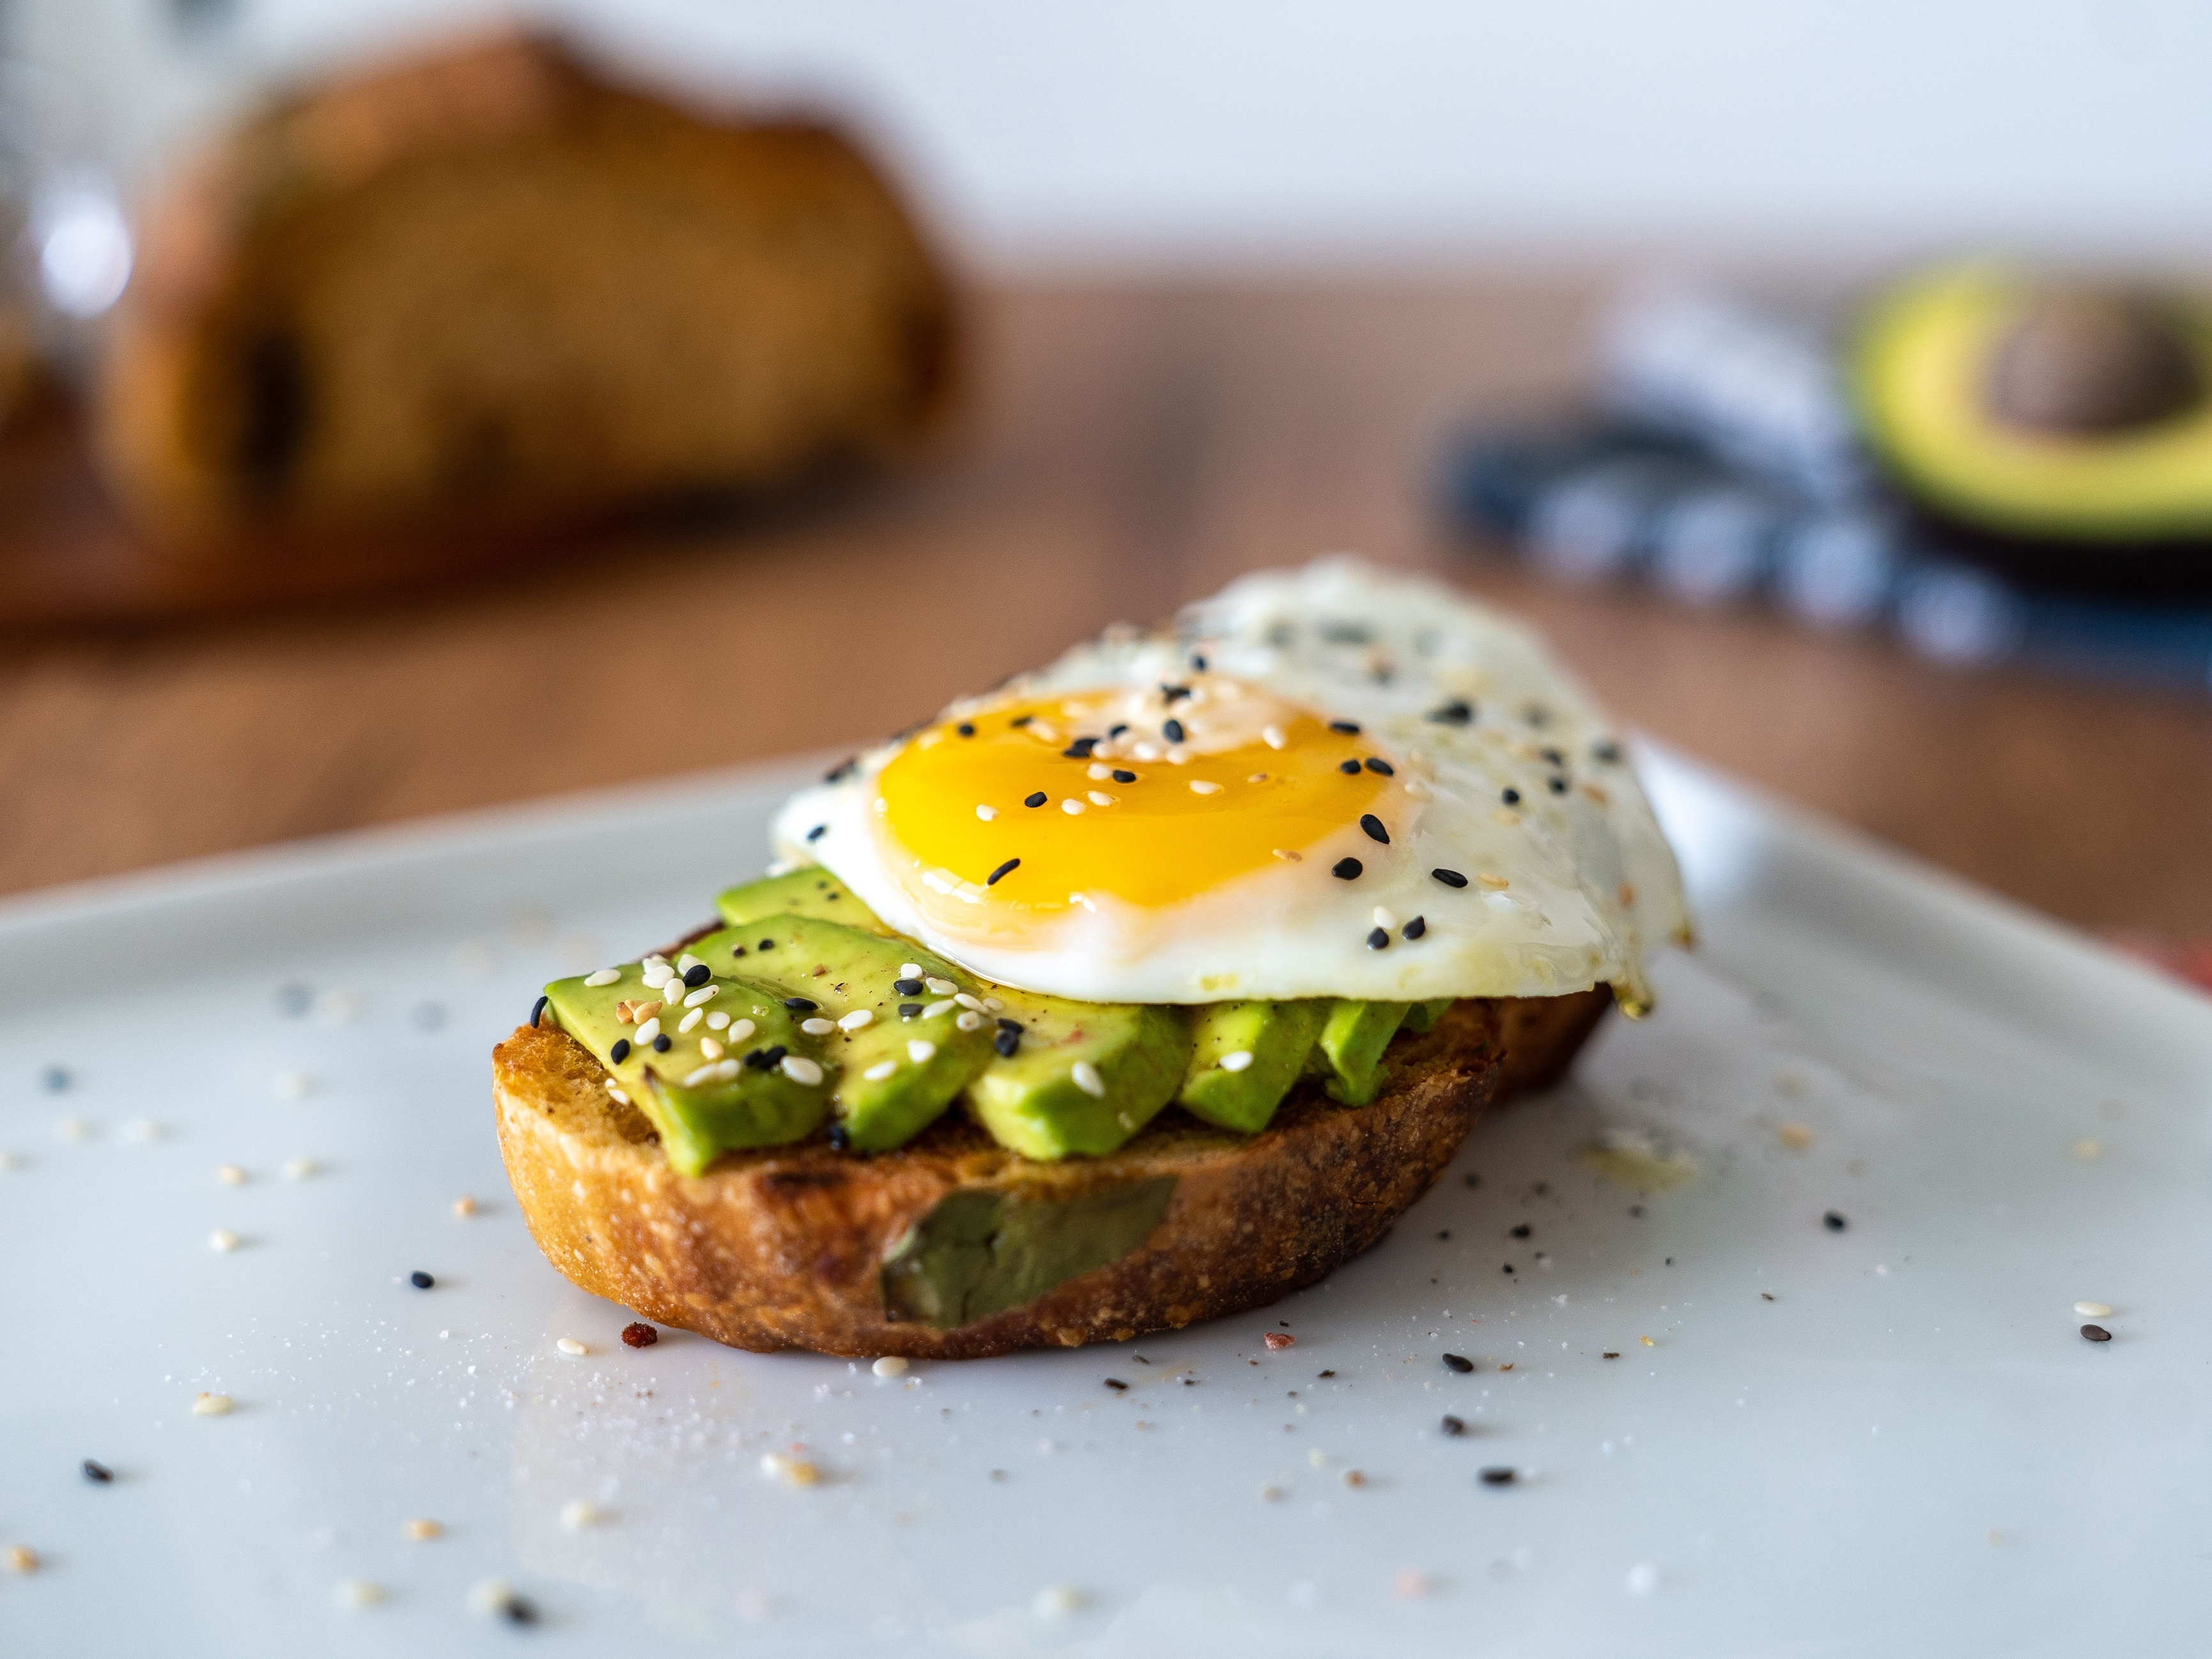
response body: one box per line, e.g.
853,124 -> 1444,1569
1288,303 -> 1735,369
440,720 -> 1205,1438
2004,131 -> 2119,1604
493,989 -> 1612,1358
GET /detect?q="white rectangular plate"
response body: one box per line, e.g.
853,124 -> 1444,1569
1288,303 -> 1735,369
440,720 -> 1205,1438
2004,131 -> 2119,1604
3,748 -> 2208,1656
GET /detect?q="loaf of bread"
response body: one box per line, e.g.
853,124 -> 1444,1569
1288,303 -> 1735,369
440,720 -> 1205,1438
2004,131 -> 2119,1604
98,31 -> 957,552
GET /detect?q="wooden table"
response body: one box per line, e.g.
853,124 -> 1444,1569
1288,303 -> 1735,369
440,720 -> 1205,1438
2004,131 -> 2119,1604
5,278 -> 2211,939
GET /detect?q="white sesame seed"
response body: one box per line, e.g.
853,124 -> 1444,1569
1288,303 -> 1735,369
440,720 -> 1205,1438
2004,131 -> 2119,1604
908,1040 -> 937,1064
1071,1061 -> 1106,1099
1087,763 -> 1112,780
1189,779 -> 1223,795
678,1008 -> 705,1033
956,1010 -> 984,1031
727,1018 -> 756,1045
0,1152 -> 19,1173
1167,748 -> 1190,764
706,1009 -> 731,1030
1476,872 -> 1510,890
216,1164 -> 247,1186
780,1056 -> 824,1086
759,1452 -> 820,1486
901,964 -> 924,977
1219,1051 -> 1255,1073
4,1545 -> 38,1573
270,1071 -> 312,1100
633,1017 -> 662,1044
2075,1300 -> 2112,1317
192,1391 -> 232,1416
676,952 -> 704,973
863,1060 -> 898,1081
1062,798 -> 1087,815
1133,743 -> 1159,760
282,1156 -> 316,1180
606,1085 -> 631,1105
1373,907 -> 1398,929
925,977 -> 957,996
560,1499 -> 599,1530
922,998 -> 957,1019
982,996 -> 1005,1011
467,1578 -> 518,1617
556,1338 -> 586,1357
699,1037 -> 725,1060
839,1009 -> 874,1031
683,1063 -> 720,1086
452,1195 -> 477,1217
1088,792 -> 1117,806
583,968 -> 622,987
209,1228 -> 239,1253
683,984 -> 720,1008
800,1017 -> 835,1036
1032,1584 -> 1086,1618
715,1059 -> 741,1081
872,1355 -> 909,1378
640,962 -> 673,989
333,1578 -> 385,1610
642,953 -> 670,968
404,1518 -> 444,1541
766,859 -> 799,877
1262,725 -> 1287,749
954,992 -> 987,1012
976,804 -> 998,821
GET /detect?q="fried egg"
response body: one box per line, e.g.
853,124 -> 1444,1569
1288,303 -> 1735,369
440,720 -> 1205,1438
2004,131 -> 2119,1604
772,558 -> 1688,1007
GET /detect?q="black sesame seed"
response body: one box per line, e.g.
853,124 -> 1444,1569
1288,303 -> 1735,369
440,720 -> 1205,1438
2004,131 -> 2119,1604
892,977 -> 925,996
987,858 -> 1021,886
823,758 -> 856,783
1404,916 -> 1427,939
1441,1353 -> 1474,1374
996,1017 -> 1025,1033
530,994 -> 548,1028
758,938 -> 775,951
1425,699 -> 1474,725
993,1028 -> 1021,1058
742,1048 -> 771,1070
783,997 -> 818,1012
1337,759 -> 1362,775
1025,791 -> 1048,808
826,1123 -> 853,1151
1478,1467 -> 1517,1486
1191,654 -> 1208,670
1063,737 -> 1099,759
1503,1263 -> 1515,1274
1011,715 -> 1035,727
410,1270 -> 434,1290
83,1459 -> 112,1483
1366,927 -> 1390,950
805,822 -> 828,842
609,1038 -> 631,1063
731,945 -> 747,958
2082,1323 -> 2113,1343
1432,868 -> 1468,888
1363,756 -> 1394,776
1332,857 -> 1363,881
1540,746 -> 1565,766
684,964 -> 712,988
1510,1223 -> 1530,1238
1501,787 -> 1521,805
1160,683 -> 1191,702
1359,813 -> 1389,844
652,1035 -> 672,1053
1111,769 -> 1137,783
1163,718 -> 1186,744
1104,1378 -> 1129,1391
1547,776 -> 1567,795
899,1003 -> 924,1019
1329,720 -> 1362,735
957,722 -> 977,737
1523,704 -> 1551,727
40,1065 -> 71,1093
1441,1415 -> 1466,1436
762,1045 -> 788,1066
1591,739 -> 1621,764
502,1595 -> 540,1626
1823,1210 -> 1848,1231
1604,1351 -> 1621,1359
1109,723 -> 1129,737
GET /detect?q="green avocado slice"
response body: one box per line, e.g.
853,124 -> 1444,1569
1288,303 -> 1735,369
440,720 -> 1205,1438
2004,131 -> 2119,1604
716,867 -> 890,934
1400,997 -> 1457,1035
543,962 -> 828,1175
880,1178 -> 1179,1328
685,916 -> 995,1153
1175,999 -> 1331,1133
1315,999 -> 1415,1106
966,994 -> 1193,1160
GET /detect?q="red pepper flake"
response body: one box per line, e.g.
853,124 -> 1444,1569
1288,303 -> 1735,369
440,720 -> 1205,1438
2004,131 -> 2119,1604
621,1322 -> 659,1348
1264,1332 -> 1295,1351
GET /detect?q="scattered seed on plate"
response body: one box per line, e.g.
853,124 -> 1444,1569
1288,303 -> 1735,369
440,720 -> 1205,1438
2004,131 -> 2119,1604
4,1545 -> 38,1573
1441,1354 -> 1473,1374
560,1499 -> 599,1530
556,1338 -> 587,1357
333,1579 -> 385,1610
1032,1585 -> 1087,1618
2074,1301 -> 2112,1317
403,1518 -> 443,1542
283,1157 -> 316,1180
82,1460 -> 112,1483
216,1164 -> 247,1186
409,1270 -> 435,1290
2081,1324 -> 2112,1343
208,1230 -> 239,1253
1823,1211 -> 1848,1231
759,1452 -> 819,1487
192,1393 -> 232,1417
1478,1467 -> 1517,1486
1439,1416 -> 1466,1436
873,1356 -> 909,1378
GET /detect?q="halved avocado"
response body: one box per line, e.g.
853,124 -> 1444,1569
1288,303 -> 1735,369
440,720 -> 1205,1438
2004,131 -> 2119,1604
1853,265 -> 2212,590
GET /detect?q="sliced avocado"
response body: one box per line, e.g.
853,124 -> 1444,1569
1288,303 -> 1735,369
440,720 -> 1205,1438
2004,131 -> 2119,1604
1175,999 -> 1331,1133
686,916 -> 993,1153
1400,997 -> 1457,1035
879,1177 -> 1178,1328
716,867 -> 888,934
1315,999 -> 1414,1106
543,962 -> 828,1175
965,994 -> 1193,1160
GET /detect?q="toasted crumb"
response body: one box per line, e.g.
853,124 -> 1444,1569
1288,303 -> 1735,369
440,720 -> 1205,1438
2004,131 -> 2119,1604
1263,1331 -> 1295,1350
1777,1123 -> 1813,1150
4,1544 -> 37,1573
403,1518 -> 442,1541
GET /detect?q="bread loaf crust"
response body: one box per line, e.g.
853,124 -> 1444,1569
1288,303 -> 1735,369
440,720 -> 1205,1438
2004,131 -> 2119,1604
492,991 -> 1609,1358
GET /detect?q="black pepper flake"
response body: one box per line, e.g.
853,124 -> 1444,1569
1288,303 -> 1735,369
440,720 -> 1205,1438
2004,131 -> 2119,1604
1363,756 -> 1394,776
987,858 -> 1021,886
1426,699 -> 1474,725
1432,868 -> 1468,888
1823,1211 -> 1848,1232
805,822 -> 829,842
899,1003 -> 924,1019
1063,737 -> 1100,759
82,1459 -> 112,1484
1547,777 -> 1568,795
609,1038 -> 631,1064
826,1123 -> 852,1151
530,994 -> 548,1028
410,1270 -> 434,1290
622,1322 -> 659,1348
1502,1263 -> 1515,1274
1404,916 -> 1427,939
684,964 -> 712,988
1604,1351 -> 1621,1359
652,1035 -> 672,1053
1333,857 -> 1363,880
1479,1467 -> 1517,1487
1163,718 -> 1186,744
783,996 -> 819,1012
994,1028 -> 1021,1058
2082,1323 -> 2113,1343
1104,1378 -> 1129,1391
1359,813 -> 1389,844
1337,759 -> 1362,775
501,1595 -> 539,1626
757,938 -> 775,951
1329,720 -> 1362,735
1591,739 -> 1622,764
1540,746 -> 1565,766
823,758 -> 857,783
1441,1353 -> 1474,1374
893,977 -> 925,995
1319,1369 -> 1336,1378
1366,927 -> 1390,950
1441,1414 -> 1466,1436
1111,769 -> 1137,783
1510,1223 -> 1531,1239
1024,791 -> 1048,809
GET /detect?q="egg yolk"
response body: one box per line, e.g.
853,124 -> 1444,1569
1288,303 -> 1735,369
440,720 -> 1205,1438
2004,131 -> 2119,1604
872,680 -> 1401,938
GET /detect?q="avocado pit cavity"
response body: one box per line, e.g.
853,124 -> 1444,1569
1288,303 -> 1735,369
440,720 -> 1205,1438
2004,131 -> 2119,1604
1986,288 -> 2203,436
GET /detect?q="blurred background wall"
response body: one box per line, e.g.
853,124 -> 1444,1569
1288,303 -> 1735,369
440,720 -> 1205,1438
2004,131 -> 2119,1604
22,0 -> 2212,272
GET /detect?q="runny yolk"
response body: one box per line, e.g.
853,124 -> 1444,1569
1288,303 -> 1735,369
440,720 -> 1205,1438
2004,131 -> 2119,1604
872,681 -> 1399,938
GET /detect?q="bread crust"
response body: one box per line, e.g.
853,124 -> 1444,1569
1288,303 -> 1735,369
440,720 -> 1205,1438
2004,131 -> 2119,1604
493,991 -> 1607,1358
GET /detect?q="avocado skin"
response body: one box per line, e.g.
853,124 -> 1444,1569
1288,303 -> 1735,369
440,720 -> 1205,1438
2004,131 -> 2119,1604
1317,1000 -> 1414,1106
1176,999 -> 1331,1133
688,916 -> 994,1153
968,999 -> 1193,1159
543,970 -> 824,1175
879,1177 -> 1179,1328
716,868 -> 890,933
